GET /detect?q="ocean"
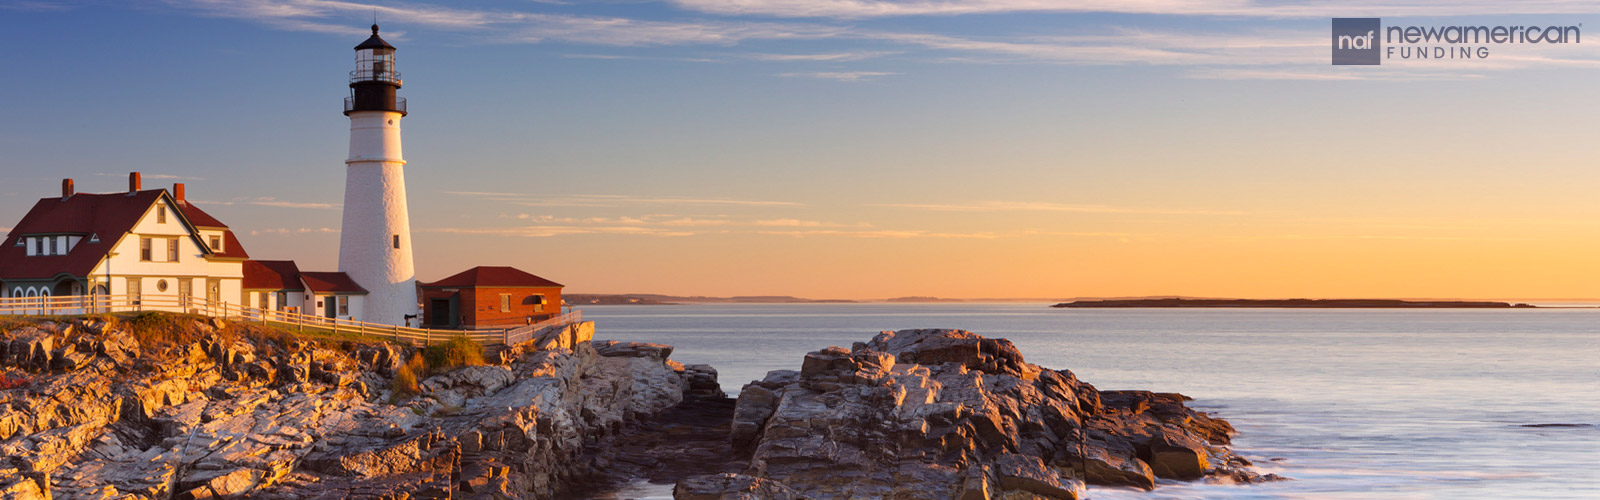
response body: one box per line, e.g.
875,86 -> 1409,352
583,303 -> 1599,499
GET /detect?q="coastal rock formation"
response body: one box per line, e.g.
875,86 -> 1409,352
694,329 -> 1276,500
0,314 -> 717,500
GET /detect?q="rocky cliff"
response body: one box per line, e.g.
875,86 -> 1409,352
0,314 -> 719,500
679,329 -> 1280,500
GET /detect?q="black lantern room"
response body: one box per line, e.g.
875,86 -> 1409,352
344,24 -> 406,116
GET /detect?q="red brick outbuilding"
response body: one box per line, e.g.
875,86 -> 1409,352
419,266 -> 563,328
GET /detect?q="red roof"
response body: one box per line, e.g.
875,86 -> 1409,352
175,201 -> 249,259
175,201 -> 227,228
301,272 -> 368,294
422,266 -> 564,288
0,191 -> 163,280
211,230 -> 250,260
0,190 -> 247,280
243,260 -> 303,290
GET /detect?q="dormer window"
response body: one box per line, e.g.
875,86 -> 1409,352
210,235 -> 222,252
88,233 -> 99,244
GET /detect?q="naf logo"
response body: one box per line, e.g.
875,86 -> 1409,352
1332,18 -> 1382,65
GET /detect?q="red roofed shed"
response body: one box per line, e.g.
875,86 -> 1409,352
419,266 -> 563,328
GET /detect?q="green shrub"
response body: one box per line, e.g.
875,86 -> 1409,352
422,335 -> 485,374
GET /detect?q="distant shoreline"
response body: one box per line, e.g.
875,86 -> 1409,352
1051,298 -> 1537,309
565,294 -> 1591,307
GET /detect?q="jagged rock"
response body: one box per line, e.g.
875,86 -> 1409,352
419,365 -> 515,408
1141,431 -> 1209,480
1052,439 -> 1154,490
593,340 -> 674,360
992,454 -> 1080,499
0,314 -> 717,500
729,329 -> 1265,499
0,472 -> 50,500
6,329 -> 54,371
684,364 -> 723,398
674,473 -> 803,500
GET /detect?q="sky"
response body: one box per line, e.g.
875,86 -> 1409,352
2,0 -> 1600,300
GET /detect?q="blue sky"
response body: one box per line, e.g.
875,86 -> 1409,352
3,1 -> 1600,299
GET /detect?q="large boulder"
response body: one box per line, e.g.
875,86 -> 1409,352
724,329 -> 1270,500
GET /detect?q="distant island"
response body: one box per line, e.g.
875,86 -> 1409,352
884,296 -> 966,303
1052,298 -> 1537,308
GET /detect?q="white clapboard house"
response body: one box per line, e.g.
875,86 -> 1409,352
0,173 -> 366,321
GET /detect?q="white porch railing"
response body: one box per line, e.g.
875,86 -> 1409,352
0,294 -> 582,347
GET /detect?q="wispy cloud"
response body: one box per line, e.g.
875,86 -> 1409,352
759,228 -> 999,239
1263,234 -> 1535,242
149,0 -> 1600,81
752,219 -> 872,228
449,192 -> 802,207
96,172 -> 203,180
878,201 -> 1245,215
666,0 -> 1600,18
167,0 -> 846,46
748,51 -> 898,62
250,227 -> 339,235
423,226 -> 696,237
778,71 -> 898,81
0,1 -> 74,12
1185,68 -> 1485,81
246,197 -> 341,209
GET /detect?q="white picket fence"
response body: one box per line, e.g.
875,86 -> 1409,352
0,294 -> 581,347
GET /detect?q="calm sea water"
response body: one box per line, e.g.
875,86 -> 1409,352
584,303 -> 1600,500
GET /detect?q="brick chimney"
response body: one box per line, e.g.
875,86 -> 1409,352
61,178 -> 74,200
173,183 -> 186,204
128,172 -> 142,195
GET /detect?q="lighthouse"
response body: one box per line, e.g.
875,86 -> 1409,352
338,24 -> 418,326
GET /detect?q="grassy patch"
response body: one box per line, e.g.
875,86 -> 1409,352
389,353 -> 425,403
422,335 -> 485,374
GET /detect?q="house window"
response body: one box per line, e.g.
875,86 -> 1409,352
167,237 -> 179,262
46,236 -> 56,255
392,234 -> 400,249
156,280 -> 168,292
140,237 -> 152,261
338,296 -> 349,315
57,236 -> 67,254
179,279 -> 192,306
258,292 -> 269,310
127,278 -> 141,305
531,294 -> 545,313
157,205 -> 167,223
276,292 -> 288,311
500,293 -> 511,312
210,235 -> 222,252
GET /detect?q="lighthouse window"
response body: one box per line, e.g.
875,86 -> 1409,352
393,234 -> 400,249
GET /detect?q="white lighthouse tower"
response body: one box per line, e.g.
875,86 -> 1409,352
338,24 -> 418,326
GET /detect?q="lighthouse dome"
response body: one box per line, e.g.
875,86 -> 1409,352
355,24 -> 394,50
